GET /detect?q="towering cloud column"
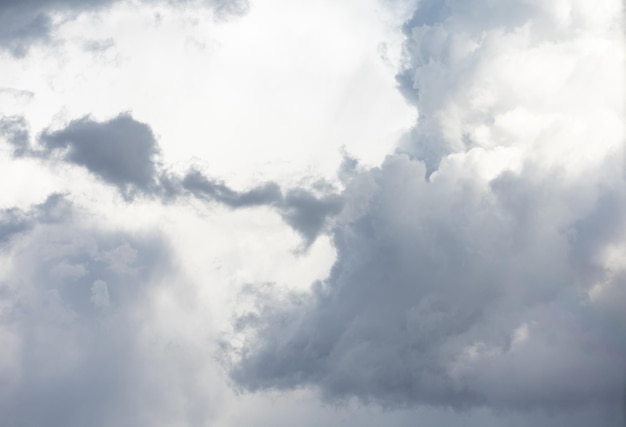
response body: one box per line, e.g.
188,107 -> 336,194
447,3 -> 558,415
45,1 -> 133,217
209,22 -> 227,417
230,0 -> 626,421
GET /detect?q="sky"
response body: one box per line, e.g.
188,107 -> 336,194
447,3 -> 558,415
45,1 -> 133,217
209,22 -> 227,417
0,0 -> 624,426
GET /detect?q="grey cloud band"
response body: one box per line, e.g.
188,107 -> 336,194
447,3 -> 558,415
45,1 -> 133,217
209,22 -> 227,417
2,113 -> 344,246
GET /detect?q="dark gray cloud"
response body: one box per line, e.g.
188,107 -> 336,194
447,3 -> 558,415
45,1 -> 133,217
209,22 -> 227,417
0,196 -> 219,426
0,193 -> 69,246
0,9 -> 52,57
182,169 -> 283,208
182,169 -> 343,245
40,114 -> 162,198
0,207 -> 31,245
2,113 -> 343,243
0,0 -> 249,56
0,115 -> 30,156
6,113 -> 176,200
279,189 -> 343,247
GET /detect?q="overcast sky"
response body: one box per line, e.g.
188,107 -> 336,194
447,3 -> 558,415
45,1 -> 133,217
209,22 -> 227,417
0,0 -> 625,426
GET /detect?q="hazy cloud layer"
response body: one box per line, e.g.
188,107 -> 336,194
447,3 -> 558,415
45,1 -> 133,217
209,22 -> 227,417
0,196 -> 220,427
0,0 -> 248,56
229,0 -> 626,422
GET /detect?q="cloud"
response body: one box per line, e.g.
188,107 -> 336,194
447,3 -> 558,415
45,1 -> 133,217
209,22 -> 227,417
182,169 -> 343,246
279,188 -> 343,247
231,154 -> 626,415
90,279 -> 110,308
395,0 -> 624,175
2,113 -> 343,244
182,169 -> 283,208
40,113 -> 162,198
0,193 -> 69,246
0,195 -> 221,426
228,0 -> 626,421
0,115 -> 30,156
0,0 -> 249,56
0,8 -> 53,57
82,37 -> 115,52
1,0 -> 622,424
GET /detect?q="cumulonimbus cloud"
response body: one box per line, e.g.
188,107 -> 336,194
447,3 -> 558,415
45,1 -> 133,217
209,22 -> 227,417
226,0 -> 626,421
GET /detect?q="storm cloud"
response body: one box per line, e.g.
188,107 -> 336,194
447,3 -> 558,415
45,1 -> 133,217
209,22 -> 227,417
279,188 -> 343,247
228,0 -> 626,422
